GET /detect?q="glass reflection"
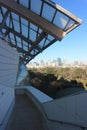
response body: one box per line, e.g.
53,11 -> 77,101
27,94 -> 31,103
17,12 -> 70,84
16,63 -> 30,85
31,0 -> 42,15
53,11 -> 69,29
21,18 -> 28,26
1,7 -> 7,14
22,24 -> 28,37
19,0 -> 28,8
30,30 -> 36,41
38,38 -> 45,47
30,23 -> 38,31
42,3 -> 55,21
13,20 -> 20,32
11,12 -> 19,20
64,19 -> 75,31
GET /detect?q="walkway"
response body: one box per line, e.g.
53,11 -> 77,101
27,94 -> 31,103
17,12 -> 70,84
5,95 -> 46,130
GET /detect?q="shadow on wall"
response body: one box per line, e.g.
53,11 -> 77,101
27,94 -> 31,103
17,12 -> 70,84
28,70 -> 84,99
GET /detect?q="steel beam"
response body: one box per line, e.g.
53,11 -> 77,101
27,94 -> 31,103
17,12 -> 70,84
24,32 -> 46,58
25,38 -> 56,64
4,25 -> 41,50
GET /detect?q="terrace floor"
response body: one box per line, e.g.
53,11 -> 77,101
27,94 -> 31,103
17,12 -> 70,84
5,95 -> 46,130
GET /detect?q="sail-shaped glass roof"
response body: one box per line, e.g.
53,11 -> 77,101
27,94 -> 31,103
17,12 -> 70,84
0,0 -> 82,64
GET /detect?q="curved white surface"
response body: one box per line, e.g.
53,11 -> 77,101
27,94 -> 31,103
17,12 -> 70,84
27,86 -> 53,103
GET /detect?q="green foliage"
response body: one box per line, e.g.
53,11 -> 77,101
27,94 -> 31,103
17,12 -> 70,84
28,67 -> 87,98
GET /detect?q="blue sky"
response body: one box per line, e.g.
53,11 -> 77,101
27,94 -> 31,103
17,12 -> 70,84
32,0 -> 87,63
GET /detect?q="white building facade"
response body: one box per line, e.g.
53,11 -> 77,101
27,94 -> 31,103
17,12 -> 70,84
0,39 -> 19,130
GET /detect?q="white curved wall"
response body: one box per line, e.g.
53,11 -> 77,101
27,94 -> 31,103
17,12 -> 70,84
43,91 -> 87,130
0,39 -> 19,129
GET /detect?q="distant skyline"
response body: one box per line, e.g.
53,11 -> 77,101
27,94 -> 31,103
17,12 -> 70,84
27,57 -> 87,69
31,0 -> 87,63
30,57 -> 87,65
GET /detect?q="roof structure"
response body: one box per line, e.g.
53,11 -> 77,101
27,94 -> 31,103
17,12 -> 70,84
0,0 -> 82,64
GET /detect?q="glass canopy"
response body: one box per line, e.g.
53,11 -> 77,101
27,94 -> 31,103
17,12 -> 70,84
0,0 -> 82,64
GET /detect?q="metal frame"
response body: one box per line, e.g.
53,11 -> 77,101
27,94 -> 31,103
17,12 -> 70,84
0,0 -> 65,40
0,0 -> 82,64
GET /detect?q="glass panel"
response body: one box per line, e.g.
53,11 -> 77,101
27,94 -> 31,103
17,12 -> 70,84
30,30 -> 36,41
44,39 -> 50,47
17,42 -> 22,48
65,19 -> 75,31
23,41 -> 28,46
16,36 -> 22,48
31,0 -> 42,15
42,3 -> 55,21
1,7 -> 7,14
38,38 -> 45,47
21,18 -> 28,26
6,17 -> 10,26
19,0 -> 28,8
30,49 -> 38,55
34,49 -> 38,53
10,39 -> 15,45
30,50 -> 34,55
53,11 -> 69,29
11,12 -> 19,21
0,14 -> 3,23
23,45 -> 28,51
34,50 -> 37,55
9,33 -> 14,40
9,20 -> 12,28
47,35 -> 54,41
23,41 -> 28,51
22,24 -> 28,37
9,33 -> 15,45
16,36 -> 21,42
13,20 -> 20,32
30,50 -> 37,55
36,28 -> 43,37
30,23 -> 38,31
2,29 -> 6,33
38,28 -> 42,34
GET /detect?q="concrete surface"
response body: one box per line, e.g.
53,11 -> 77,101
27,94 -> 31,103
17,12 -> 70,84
5,95 -> 46,130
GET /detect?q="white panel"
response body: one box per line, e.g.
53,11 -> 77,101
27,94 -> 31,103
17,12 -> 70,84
0,39 -> 19,88
0,86 -> 14,124
0,48 -> 18,61
0,39 -> 18,55
0,63 -> 18,70
27,86 -> 53,103
0,39 -> 19,126
0,55 -> 18,64
0,69 -> 17,77
43,91 -> 87,128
